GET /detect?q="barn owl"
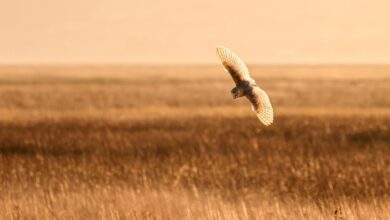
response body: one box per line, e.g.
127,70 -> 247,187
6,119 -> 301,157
216,46 -> 273,126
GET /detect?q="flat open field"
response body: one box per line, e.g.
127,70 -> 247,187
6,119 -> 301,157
0,65 -> 389,219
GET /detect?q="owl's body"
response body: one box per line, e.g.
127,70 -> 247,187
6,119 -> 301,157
216,46 -> 274,126
231,80 -> 257,98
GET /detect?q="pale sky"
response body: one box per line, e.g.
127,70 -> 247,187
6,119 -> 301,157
1,0 -> 390,64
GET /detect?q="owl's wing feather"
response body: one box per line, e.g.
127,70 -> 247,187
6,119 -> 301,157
246,87 -> 273,126
216,46 -> 255,84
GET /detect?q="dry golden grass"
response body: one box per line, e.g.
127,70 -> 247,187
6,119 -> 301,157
0,65 -> 389,219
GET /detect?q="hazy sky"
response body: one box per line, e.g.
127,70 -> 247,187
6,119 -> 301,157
1,0 -> 390,64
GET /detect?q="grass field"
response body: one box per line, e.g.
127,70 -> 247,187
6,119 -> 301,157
0,65 -> 389,219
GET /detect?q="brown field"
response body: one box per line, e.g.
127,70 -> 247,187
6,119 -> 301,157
0,65 -> 389,219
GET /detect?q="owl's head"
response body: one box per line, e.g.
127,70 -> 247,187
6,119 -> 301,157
231,87 -> 244,99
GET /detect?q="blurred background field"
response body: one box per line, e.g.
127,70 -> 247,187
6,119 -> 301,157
0,65 -> 389,219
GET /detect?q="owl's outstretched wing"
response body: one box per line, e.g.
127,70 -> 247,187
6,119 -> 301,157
246,87 -> 273,126
216,46 -> 255,84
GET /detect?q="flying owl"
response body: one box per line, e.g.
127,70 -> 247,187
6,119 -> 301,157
216,46 -> 273,126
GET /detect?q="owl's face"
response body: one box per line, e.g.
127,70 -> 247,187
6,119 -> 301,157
231,87 -> 244,99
